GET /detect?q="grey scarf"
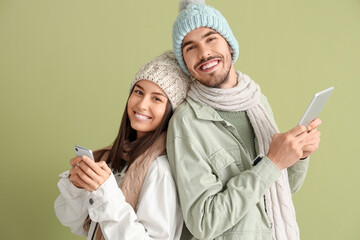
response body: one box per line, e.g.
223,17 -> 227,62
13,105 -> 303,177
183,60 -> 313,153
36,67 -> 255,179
188,71 -> 300,240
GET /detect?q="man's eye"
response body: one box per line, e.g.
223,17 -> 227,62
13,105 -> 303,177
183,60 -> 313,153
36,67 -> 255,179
186,46 -> 196,52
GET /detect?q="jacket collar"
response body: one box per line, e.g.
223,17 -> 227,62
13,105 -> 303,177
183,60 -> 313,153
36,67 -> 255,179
186,96 -> 244,141
186,96 -> 225,122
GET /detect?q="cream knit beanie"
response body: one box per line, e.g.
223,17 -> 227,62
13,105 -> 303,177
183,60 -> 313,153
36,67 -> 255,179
130,50 -> 191,110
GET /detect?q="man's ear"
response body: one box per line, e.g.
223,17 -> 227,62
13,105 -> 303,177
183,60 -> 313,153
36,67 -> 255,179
229,46 -> 234,58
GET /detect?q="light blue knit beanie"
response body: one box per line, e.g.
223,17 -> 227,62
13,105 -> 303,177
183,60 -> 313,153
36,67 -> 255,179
173,0 -> 239,75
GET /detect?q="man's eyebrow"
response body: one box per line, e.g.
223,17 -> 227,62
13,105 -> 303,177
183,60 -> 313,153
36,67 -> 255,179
182,40 -> 194,50
182,30 -> 219,49
203,30 -> 218,38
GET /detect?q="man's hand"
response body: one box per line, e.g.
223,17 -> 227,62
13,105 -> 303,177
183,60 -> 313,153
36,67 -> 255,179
302,118 -> 322,159
69,156 -> 112,192
267,125 -> 308,170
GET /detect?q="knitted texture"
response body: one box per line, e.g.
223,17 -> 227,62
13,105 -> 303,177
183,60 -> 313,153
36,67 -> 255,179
173,1 -> 239,75
131,51 -> 190,110
179,0 -> 205,11
188,71 -> 300,240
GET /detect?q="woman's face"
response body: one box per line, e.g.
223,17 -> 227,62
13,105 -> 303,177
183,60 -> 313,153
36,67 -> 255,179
127,80 -> 169,139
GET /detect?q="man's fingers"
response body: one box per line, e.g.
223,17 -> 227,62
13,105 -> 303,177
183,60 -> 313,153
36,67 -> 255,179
288,125 -> 308,136
303,144 -> 319,152
304,137 -> 321,146
307,118 -> 322,132
296,131 -> 309,144
304,129 -> 321,144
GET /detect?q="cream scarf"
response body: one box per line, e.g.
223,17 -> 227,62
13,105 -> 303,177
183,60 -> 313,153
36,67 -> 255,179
188,71 -> 299,240
84,132 -> 167,240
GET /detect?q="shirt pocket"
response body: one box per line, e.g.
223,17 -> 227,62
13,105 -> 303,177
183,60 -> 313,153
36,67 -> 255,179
208,146 -> 244,186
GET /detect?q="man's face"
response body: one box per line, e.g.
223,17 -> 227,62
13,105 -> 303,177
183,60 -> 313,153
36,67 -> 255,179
182,27 -> 235,88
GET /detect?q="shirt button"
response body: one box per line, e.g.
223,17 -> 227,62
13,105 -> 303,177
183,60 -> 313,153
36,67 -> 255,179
89,198 -> 94,205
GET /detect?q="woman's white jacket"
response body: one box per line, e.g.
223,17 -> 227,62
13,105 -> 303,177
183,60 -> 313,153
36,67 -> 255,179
54,155 -> 183,240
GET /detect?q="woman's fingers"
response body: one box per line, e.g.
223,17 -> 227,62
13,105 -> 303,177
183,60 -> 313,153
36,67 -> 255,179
70,156 -> 82,168
98,161 -> 112,176
81,156 -> 105,176
73,165 -> 100,190
69,168 -> 92,191
69,154 -> 111,192
73,157 -> 111,191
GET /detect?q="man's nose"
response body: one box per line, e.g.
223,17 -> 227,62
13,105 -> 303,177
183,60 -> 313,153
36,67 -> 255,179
198,44 -> 211,60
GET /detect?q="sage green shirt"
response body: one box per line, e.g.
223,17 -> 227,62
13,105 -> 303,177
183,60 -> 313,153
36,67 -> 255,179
217,110 -> 257,160
167,95 -> 309,240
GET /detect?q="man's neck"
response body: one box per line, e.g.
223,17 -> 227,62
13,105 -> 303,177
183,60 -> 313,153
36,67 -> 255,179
219,65 -> 237,89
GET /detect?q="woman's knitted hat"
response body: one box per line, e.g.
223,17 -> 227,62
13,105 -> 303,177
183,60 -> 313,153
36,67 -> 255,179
173,0 -> 239,75
131,50 -> 190,110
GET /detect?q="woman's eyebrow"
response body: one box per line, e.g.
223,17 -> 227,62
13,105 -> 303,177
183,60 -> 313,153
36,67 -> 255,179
135,83 -> 166,97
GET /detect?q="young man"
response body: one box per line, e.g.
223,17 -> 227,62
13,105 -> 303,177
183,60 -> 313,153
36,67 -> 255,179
167,1 -> 322,239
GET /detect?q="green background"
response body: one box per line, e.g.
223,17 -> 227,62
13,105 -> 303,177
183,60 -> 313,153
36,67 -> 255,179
1,0 -> 359,239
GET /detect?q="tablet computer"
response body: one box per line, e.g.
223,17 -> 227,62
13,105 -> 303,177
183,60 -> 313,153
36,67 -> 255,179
298,86 -> 334,126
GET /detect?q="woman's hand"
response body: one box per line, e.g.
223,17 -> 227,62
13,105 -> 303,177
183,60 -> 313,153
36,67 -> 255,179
69,156 -> 112,192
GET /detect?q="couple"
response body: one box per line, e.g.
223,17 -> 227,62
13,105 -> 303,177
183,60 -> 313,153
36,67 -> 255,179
54,1 -> 322,240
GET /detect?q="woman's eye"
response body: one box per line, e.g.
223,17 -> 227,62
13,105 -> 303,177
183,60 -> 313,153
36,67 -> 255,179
153,97 -> 161,102
134,90 -> 143,95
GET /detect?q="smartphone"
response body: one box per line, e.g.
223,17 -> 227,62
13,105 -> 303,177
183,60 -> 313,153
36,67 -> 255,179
298,86 -> 334,126
74,145 -> 94,161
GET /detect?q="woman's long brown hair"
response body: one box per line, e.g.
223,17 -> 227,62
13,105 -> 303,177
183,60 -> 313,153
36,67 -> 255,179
84,89 -> 173,235
106,98 -> 172,171
96,89 -> 173,172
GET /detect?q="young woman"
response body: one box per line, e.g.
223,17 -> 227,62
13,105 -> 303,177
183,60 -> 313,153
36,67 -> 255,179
54,51 -> 190,240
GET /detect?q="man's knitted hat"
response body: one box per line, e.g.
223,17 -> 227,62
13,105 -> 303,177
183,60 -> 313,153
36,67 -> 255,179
173,0 -> 239,75
131,51 -> 190,110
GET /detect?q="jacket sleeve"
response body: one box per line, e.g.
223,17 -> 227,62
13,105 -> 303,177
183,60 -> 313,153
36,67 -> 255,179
260,94 -> 310,194
88,167 -> 182,240
287,157 -> 310,193
167,135 -> 281,239
54,171 -> 89,237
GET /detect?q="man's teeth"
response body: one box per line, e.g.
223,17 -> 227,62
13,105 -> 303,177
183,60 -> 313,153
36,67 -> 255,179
202,61 -> 218,70
135,113 -> 149,120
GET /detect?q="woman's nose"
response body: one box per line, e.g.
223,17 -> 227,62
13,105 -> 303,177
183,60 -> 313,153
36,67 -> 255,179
137,96 -> 149,110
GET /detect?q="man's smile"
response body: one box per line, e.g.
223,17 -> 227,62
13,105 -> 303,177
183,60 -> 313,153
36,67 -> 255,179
199,60 -> 220,72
